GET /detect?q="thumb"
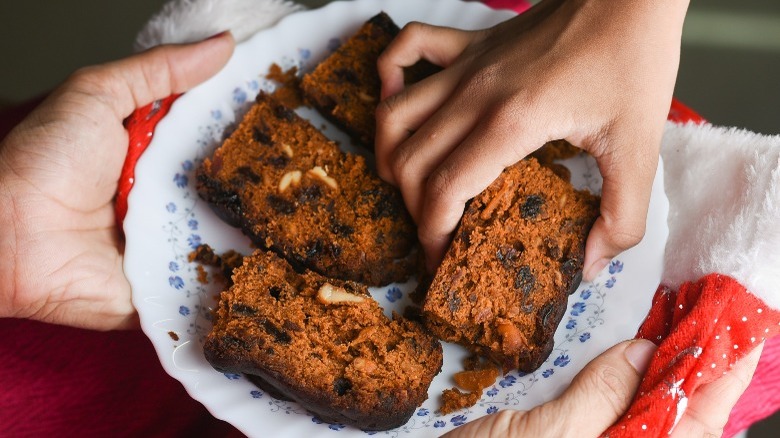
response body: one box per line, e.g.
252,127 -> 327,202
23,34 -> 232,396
582,124 -> 660,281
3,32 -> 235,205
540,339 -> 657,437
62,31 -> 235,120
443,339 -> 656,438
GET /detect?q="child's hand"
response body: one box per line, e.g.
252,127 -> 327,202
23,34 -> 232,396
376,0 -> 689,277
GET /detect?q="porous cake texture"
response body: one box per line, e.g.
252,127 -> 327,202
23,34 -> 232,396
204,250 -> 443,431
196,92 -> 417,286
422,158 -> 600,372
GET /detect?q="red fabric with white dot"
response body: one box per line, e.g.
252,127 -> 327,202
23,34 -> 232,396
604,274 -> 780,436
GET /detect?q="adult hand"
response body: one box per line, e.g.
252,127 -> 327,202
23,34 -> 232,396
0,33 -> 235,330
376,0 -> 690,276
446,339 -> 762,438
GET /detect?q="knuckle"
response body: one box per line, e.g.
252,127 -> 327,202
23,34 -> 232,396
484,96 -> 526,131
460,64 -> 501,97
66,65 -> 111,94
390,150 -> 415,184
400,21 -> 428,39
518,406 -> 564,437
425,166 -> 457,205
586,365 -> 634,418
374,97 -> 398,124
606,221 -> 646,250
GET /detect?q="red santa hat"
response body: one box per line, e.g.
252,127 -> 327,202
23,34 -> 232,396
605,118 -> 780,436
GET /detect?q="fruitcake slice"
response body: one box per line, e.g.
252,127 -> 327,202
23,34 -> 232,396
204,250 -> 443,431
422,158 -> 600,372
196,92 -> 417,286
300,12 -> 439,149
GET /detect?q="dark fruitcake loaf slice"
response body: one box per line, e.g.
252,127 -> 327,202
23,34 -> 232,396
204,250 -> 443,431
422,158 -> 600,372
196,91 -> 417,286
300,12 -> 439,149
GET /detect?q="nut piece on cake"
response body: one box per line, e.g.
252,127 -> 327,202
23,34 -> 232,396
204,250 -> 443,431
196,92 -> 418,286
421,158 -> 600,372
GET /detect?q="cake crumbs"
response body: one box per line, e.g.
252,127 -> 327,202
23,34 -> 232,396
267,63 -> 304,109
195,264 -> 208,284
440,388 -> 482,415
189,244 -> 245,286
439,354 -> 501,414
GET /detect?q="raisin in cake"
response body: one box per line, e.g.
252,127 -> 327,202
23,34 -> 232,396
422,158 -> 600,372
204,250 -> 443,431
300,12 -> 439,149
196,92 -> 417,286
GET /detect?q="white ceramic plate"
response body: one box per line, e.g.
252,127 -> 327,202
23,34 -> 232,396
124,0 -> 669,436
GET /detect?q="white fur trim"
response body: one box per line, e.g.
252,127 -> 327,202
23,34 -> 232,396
134,0 -> 302,51
661,122 -> 780,310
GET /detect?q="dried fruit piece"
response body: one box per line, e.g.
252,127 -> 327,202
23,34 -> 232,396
333,377 -> 353,396
497,322 -> 525,354
520,194 -> 545,219
266,194 -> 297,215
351,357 -> 378,374
453,367 -> 500,392
480,179 -> 511,220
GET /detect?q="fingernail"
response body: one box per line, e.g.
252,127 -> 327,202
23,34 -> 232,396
624,339 -> 657,374
205,30 -> 230,41
585,257 -> 610,282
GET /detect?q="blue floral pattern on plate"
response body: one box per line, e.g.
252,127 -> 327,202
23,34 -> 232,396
125,1 -> 668,436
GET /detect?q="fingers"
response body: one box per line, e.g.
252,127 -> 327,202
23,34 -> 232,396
415,107 -> 545,269
541,339 -> 656,437
374,67 -> 465,187
582,122 -> 661,281
375,22 -> 475,186
377,22 -> 474,100
65,31 -> 235,121
671,343 -> 764,437
443,339 -> 656,438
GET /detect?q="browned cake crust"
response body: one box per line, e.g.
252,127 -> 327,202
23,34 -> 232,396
300,12 -> 398,148
300,12 -> 439,149
421,158 -> 600,372
204,250 -> 443,431
196,92 -> 417,286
